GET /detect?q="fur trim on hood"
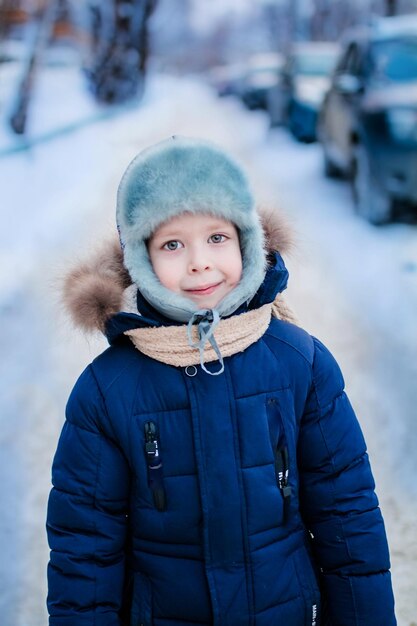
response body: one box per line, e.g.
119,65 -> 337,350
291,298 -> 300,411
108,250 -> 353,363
63,207 -> 294,334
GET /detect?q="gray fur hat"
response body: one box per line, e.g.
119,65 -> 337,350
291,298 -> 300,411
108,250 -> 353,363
116,136 -> 266,322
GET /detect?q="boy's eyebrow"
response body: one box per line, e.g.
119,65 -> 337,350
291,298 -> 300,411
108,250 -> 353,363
151,229 -> 183,240
153,222 -> 235,239
205,221 -> 235,231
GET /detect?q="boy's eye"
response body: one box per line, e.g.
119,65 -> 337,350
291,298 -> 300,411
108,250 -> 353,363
209,234 -> 227,244
163,240 -> 183,251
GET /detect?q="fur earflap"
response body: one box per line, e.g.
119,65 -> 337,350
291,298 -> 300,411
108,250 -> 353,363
258,207 -> 294,255
63,239 -> 131,333
63,208 -> 292,333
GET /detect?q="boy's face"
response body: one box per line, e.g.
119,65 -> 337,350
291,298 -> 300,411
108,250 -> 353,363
148,212 -> 242,309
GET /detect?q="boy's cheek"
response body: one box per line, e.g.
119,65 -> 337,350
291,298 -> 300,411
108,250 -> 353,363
154,262 -> 180,292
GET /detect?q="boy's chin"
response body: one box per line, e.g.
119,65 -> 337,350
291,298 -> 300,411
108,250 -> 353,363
183,292 -> 226,310
179,284 -> 226,310
182,282 -> 241,311
188,296 -> 222,310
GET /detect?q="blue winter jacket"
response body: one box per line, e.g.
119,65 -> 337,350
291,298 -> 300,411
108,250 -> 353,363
47,252 -> 396,626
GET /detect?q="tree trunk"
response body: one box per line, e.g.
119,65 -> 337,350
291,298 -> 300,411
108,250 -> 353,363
9,0 -> 59,135
84,0 -> 156,104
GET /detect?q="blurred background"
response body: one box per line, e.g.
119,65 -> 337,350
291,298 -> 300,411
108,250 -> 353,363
0,1 -> 416,625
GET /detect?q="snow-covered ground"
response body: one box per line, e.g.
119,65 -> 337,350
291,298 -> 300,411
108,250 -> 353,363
0,67 -> 416,626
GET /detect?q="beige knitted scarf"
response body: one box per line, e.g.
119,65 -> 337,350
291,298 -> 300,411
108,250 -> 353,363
125,296 -> 297,368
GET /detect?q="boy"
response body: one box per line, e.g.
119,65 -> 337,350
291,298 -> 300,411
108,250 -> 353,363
47,136 -> 396,625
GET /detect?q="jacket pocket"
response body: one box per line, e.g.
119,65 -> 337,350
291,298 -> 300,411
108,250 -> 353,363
292,545 -> 321,626
266,396 -> 292,521
130,571 -> 153,626
144,421 -> 166,511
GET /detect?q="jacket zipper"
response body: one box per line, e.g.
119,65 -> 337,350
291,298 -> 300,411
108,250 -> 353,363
311,602 -> 318,626
275,445 -> 292,519
144,421 -> 166,511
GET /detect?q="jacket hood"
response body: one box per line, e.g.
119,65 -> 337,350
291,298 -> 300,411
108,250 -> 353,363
117,136 -> 267,323
63,207 -> 294,341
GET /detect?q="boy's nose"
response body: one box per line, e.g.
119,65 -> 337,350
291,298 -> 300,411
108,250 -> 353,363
189,260 -> 211,273
188,251 -> 212,273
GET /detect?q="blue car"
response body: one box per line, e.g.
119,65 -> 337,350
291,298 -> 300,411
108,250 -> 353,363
318,14 -> 417,224
267,42 -> 339,142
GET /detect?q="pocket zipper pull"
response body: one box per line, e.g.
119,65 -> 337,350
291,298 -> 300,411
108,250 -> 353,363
275,445 -> 292,511
144,421 -> 166,511
145,421 -> 160,460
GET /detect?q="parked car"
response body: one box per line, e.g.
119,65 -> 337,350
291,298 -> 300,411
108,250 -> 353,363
239,52 -> 284,110
267,42 -> 339,141
318,14 -> 417,224
207,62 -> 246,98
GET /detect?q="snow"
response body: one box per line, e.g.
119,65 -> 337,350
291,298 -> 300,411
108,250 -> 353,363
189,0 -> 253,33
0,66 -> 416,626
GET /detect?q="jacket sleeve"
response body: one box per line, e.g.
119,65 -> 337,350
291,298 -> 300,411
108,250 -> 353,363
46,365 -> 130,626
297,337 -> 396,626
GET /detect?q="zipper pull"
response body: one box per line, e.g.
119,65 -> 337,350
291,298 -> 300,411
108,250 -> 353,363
275,445 -> 292,521
278,446 -> 292,499
145,421 -> 160,461
144,421 -> 166,511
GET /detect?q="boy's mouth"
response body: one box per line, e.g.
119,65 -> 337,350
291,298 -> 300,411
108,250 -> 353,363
184,281 -> 223,296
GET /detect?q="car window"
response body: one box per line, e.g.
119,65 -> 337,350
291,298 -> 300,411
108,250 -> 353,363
370,37 -> 417,82
294,51 -> 338,76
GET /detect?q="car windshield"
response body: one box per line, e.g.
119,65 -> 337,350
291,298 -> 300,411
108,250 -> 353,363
294,51 -> 337,76
370,37 -> 417,83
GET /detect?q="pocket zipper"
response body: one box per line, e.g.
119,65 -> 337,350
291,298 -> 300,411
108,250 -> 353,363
275,445 -> 292,518
311,603 -> 318,626
144,421 -> 166,511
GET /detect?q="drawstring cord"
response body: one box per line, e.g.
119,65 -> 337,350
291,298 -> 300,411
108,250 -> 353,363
187,309 -> 224,375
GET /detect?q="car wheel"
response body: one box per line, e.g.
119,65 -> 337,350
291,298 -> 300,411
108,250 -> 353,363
323,148 -> 341,178
351,144 -> 392,225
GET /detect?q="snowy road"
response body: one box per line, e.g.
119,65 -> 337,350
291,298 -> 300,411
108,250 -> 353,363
0,73 -> 416,626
